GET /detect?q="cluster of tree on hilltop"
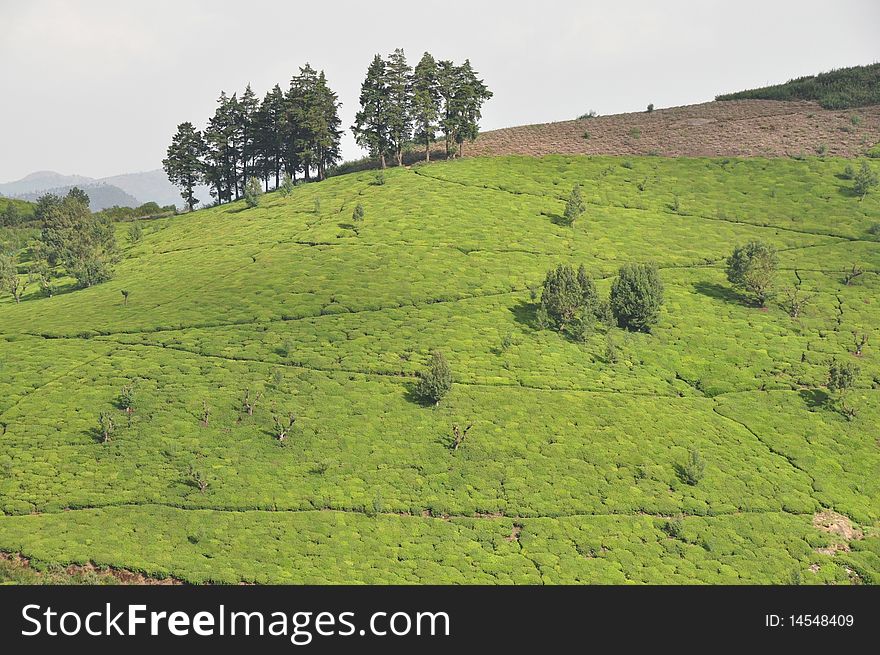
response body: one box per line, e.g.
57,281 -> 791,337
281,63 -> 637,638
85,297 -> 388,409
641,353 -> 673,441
352,50 -> 492,167
163,51 -> 492,210
716,63 -> 880,109
164,64 -> 342,211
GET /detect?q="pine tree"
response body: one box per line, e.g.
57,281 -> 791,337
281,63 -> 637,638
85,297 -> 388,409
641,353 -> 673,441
288,64 -> 320,180
352,55 -> 390,168
311,70 -> 343,180
452,59 -> 493,156
563,184 -> 586,225
610,263 -> 664,332
412,52 -> 440,162
437,60 -> 460,158
238,84 -> 260,190
385,48 -> 413,167
204,92 -> 237,204
162,122 -> 206,211
415,351 -> 453,404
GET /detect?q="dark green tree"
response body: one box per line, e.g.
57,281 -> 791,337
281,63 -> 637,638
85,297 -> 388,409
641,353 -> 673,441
238,84 -> 261,191
162,121 -> 206,211
437,60 -> 461,158
828,358 -> 860,418
415,350 -> 453,404
255,84 -> 286,189
412,52 -> 440,162
853,160 -> 878,200
203,92 -> 238,204
385,48 -> 413,167
451,59 -> 493,156
0,253 -> 28,303
540,264 -> 585,330
563,184 -> 586,225
34,193 -> 62,222
610,263 -> 664,331
40,189 -> 119,287
725,241 -> 778,306
352,55 -> 391,168
310,70 -> 343,180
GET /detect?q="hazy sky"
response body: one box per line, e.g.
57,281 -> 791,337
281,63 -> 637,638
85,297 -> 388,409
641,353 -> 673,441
1,0 -> 878,182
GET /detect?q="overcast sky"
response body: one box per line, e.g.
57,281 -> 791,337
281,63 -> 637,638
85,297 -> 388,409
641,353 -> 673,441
0,0 -> 878,182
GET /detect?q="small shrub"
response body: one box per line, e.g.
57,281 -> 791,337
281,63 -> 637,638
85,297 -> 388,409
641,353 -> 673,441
373,172 -> 386,186
120,290 -> 130,306
415,351 -> 453,404
628,127 -> 641,139
621,161 -> 634,169
128,221 -> 143,243
853,161 -> 878,199
244,177 -> 262,208
578,110 -> 597,120
868,223 -> 880,236
815,144 -> 827,156
582,130 -> 590,140
313,196 -> 321,214
605,332 -> 619,363
841,164 -> 855,179
646,103 -> 654,112
562,184 -> 586,225
678,448 -> 706,485
828,359 -> 860,419
279,172 -> 294,197
352,203 -> 365,222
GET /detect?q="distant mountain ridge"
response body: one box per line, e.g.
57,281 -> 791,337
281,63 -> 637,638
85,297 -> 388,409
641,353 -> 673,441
13,183 -> 140,212
0,169 -> 210,211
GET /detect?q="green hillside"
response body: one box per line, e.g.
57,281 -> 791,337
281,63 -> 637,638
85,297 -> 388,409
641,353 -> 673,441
716,63 -> 880,109
1,155 -> 879,584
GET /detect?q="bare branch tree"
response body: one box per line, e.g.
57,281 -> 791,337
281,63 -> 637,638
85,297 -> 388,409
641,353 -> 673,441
272,412 -> 296,443
451,423 -> 473,451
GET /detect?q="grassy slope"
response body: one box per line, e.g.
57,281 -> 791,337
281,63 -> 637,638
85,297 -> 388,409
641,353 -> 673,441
0,156 -> 878,584
716,63 -> 880,109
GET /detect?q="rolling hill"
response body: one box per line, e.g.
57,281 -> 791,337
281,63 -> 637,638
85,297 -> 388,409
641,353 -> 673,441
0,155 -> 878,584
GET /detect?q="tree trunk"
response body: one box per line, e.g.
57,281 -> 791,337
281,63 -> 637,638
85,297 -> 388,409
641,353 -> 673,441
379,153 -> 386,169
426,138 -> 430,162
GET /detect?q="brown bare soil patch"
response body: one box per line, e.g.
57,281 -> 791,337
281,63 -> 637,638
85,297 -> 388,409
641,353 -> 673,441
813,510 -> 864,541
0,551 -> 182,585
457,100 -> 880,159
812,510 -> 865,556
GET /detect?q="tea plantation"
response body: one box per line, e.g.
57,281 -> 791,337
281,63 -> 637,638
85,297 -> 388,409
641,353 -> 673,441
0,155 -> 878,584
